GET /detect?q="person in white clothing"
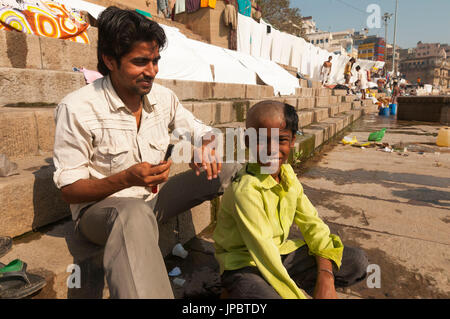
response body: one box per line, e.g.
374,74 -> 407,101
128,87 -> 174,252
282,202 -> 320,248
356,66 -> 367,100
320,56 -> 332,85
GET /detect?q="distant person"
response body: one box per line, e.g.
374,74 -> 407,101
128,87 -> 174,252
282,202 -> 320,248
417,76 -> 422,88
344,57 -> 355,85
391,81 -> 401,105
213,101 -> 369,299
320,56 -> 333,86
356,65 -> 367,100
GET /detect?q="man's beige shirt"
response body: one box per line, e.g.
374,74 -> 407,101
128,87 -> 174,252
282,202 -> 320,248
53,75 -> 212,220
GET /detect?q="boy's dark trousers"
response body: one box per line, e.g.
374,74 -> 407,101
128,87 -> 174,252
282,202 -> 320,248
221,245 -> 369,299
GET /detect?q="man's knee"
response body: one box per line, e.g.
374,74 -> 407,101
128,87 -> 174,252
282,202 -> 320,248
113,198 -> 159,239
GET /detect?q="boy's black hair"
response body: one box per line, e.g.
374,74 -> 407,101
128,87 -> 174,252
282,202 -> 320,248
283,103 -> 299,136
96,6 -> 167,75
356,65 -> 361,70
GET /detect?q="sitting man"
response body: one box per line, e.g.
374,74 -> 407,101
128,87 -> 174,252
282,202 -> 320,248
53,6 -> 240,299
213,101 -> 369,299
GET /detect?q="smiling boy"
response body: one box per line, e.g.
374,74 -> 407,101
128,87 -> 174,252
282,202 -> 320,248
213,101 -> 369,299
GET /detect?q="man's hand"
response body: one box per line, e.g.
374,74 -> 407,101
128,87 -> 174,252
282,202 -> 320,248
190,135 -> 222,180
124,161 -> 172,187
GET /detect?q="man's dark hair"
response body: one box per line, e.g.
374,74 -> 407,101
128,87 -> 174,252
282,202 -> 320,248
284,103 -> 299,135
96,6 -> 167,75
350,58 -> 356,63
356,65 -> 361,71
393,81 -> 398,86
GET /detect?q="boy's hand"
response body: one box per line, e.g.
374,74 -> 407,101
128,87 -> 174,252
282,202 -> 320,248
313,256 -> 338,299
313,272 -> 338,299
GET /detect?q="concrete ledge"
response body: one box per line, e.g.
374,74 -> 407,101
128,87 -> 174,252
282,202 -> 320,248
0,68 -> 85,106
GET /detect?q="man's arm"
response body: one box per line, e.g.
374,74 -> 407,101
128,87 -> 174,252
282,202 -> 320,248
54,102 -> 171,204
61,161 -> 171,204
168,95 -> 221,180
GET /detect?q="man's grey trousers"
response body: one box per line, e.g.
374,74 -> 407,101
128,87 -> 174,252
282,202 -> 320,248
77,163 -> 241,299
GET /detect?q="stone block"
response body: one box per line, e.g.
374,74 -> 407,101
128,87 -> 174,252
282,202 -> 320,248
216,101 -> 235,124
329,96 -> 339,104
297,110 -> 314,128
296,88 -> 314,97
315,96 -> 330,107
192,102 -> 215,125
35,110 -> 56,153
0,110 -> 39,158
332,90 -> 347,96
0,158 -> 70,238
283,97 -> 298,108
0,67 -> 86,106
303,127 -> 324,148
0,29 -> 42,69
328,105 -> 340,117
313,108 -> 329,122
315,88 -> 331,97
297,97 -> 314,109
338,103 -> 352,113
352,101 -> 362,109
341,95 -> 356,103
40,36 -> 97,72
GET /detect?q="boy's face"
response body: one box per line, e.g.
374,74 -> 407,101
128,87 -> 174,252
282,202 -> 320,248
252,117 -> 295,177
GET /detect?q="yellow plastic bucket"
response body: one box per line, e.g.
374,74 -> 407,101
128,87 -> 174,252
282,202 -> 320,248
436,127 -> 450,147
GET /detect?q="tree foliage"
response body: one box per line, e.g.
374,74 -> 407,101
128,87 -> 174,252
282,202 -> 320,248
256,0 -> 306,38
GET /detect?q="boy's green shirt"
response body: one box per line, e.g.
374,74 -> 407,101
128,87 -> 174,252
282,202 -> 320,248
213,163 -> 344,299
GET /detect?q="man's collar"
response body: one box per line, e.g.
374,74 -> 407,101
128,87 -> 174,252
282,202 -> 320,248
103,75 -> 156,113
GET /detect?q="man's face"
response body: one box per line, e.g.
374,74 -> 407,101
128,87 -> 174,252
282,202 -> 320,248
105,40 -> 161,97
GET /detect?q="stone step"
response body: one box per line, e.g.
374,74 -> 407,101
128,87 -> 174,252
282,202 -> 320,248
0,108 -> 369,299
303,110 -> 363,149
0,68 -> 86,107
0,151 -> 212,239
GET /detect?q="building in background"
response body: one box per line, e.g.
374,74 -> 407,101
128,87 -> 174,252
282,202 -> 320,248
357,36 -> 385,62
306,27 -> 355,56
385,44 -> 401,73
399,41 -> 449,92
301,16 -> 317,35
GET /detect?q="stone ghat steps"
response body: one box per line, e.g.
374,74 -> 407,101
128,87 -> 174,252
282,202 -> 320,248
0,103 -> 379,299
0,65 -> 372,107
0,95 -> 374,159
0,100 -> 379,240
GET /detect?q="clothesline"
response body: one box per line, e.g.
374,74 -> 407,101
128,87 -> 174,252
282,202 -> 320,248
237,13 -> 385,86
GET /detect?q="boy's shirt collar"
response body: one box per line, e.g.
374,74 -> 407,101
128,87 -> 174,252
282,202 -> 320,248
246,162 -> 296,190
